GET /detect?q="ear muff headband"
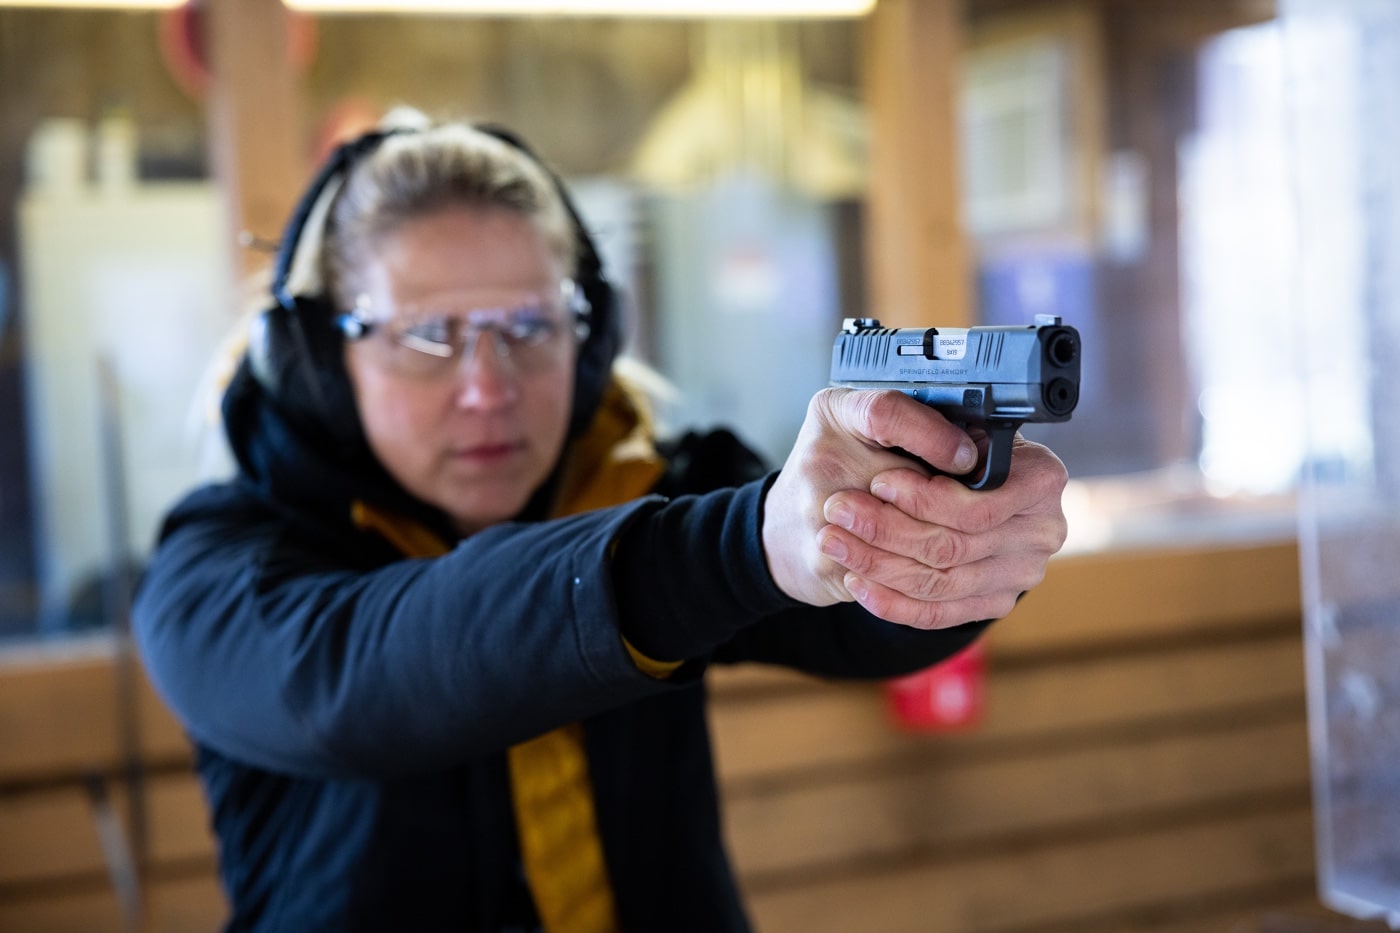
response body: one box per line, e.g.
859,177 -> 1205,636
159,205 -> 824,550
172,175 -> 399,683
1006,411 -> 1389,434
474,123 -> 623,438
270,128 -> 409,312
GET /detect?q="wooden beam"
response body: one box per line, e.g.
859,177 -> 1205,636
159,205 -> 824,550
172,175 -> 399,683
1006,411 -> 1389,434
205,0 -> 305,283
724,717 -> 1309,878
711,631 -> 1305,783
744,807 -> 1315,932
993,538 -> 1301,655
0,640 -> 190,784
0,774 -> 214,888
862,0 -> 973,328
0,873 -> 225,933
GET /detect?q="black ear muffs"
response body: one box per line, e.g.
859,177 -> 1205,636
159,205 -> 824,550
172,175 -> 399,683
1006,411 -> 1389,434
246,129 -> 407,445
570,231 -> 623,438
247,122 -> 623,445
246,291 -> 363,445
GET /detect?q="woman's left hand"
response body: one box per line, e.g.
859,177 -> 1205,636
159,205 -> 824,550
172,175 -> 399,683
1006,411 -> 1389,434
815,434 -> 1069,629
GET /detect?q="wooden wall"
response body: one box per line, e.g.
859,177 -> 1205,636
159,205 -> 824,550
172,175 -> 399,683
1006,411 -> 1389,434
0,538 -> 1376,933
711,538 -> 1356,933
0,639 -> 219,931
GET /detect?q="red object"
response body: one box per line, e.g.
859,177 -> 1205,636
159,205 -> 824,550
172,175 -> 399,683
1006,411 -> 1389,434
158,0 -> 317,101
312,98 -> 385,164
885,642 -> 986,731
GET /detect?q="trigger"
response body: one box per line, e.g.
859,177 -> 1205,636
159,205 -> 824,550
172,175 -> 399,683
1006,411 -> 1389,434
962,423 -> 1019,491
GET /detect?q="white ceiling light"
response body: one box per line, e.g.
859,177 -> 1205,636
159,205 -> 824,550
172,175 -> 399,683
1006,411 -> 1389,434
282,0 -> 874,16
1,1 -> 183,7
1,0 -> 873,14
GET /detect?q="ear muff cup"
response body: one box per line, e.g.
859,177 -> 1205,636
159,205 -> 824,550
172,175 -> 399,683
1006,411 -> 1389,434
245,129 -> 404,447
246,293 -> 363,447
565,240 -> 622,439
246,300 -> 296,405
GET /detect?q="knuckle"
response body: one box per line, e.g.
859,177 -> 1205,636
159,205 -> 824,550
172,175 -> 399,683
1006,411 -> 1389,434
1024,443 -> 1069,494
962,499 -> 1000,535
1045,515 -> 1069,553
863,391 -> 911,443
1006,513 -> 1066,559
912,567 -> 955,601
813,386 -> 843,413
866,389 -> 902,420
1043,447 -> 1070,486
1023,512 -> 1068,557
854,582 -> 893,619
809,387 -> 845,431
826,575 -> 857,604
841,539 -> 881,577
921,528 -> 966,569
989,592 -> 1021,620
837,496 -> 900,551
1024,556 -> 1052,589
911,601 -> 956,631
1005,557 -> 1048,593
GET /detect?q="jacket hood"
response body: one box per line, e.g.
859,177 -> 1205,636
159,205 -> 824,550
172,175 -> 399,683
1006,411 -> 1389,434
220,353 -> 458,539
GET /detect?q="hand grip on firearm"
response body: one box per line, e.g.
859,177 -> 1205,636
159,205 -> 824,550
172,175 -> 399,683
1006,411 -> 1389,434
829,314 -> 1081,492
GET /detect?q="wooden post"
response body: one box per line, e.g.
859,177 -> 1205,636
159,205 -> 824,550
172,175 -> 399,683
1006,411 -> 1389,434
204,0 -> 305,286
862,0 -> 971,328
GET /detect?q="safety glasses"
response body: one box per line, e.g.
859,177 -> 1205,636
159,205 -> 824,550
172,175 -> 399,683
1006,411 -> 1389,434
338,279 -> 589,379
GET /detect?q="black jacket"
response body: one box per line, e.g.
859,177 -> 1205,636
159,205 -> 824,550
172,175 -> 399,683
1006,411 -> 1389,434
133,363 -> 987,931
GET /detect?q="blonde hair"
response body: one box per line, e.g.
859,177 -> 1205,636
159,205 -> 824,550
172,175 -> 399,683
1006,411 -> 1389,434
320,109 -> 576,310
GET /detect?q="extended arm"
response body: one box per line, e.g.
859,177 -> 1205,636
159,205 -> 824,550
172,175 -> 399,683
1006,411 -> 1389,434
135,489 -> 704,780
136,476 -> 805,781
613,390 -> 1066,676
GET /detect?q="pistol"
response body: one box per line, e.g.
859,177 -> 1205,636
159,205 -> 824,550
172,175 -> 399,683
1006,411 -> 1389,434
829,314 -> 1081,491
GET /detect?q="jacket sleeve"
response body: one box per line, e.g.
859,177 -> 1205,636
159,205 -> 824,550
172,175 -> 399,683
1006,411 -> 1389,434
612,471 -> 993,680
133,483 -> 788,781
711,604 -> 991,678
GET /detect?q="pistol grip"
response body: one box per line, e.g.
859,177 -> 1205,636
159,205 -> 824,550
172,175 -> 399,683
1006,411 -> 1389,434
962,422 -> 1019,492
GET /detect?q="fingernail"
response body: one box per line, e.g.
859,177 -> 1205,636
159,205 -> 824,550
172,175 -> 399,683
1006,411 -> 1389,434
954,442 -> 978,473
845,574 -> 868,601
826,501 -> 855,530
871,481 -> 896,503
820,535 -> 847,561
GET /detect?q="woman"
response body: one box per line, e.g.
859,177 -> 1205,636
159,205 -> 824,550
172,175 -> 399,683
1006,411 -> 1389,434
134,113 -> 1068,932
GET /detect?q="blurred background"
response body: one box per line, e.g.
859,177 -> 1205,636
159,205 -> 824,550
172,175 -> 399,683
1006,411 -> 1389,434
1,1 -> 1398,931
